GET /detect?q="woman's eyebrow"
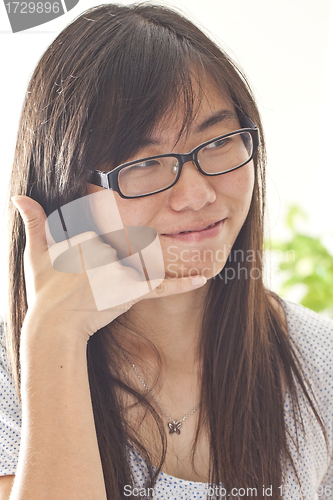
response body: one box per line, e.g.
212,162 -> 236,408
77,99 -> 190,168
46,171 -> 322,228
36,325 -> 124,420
143,109 -> 239,147
195,109 -> 239,133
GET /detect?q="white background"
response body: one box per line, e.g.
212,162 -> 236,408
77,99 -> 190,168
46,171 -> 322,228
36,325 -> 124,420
1,0 -> 333,314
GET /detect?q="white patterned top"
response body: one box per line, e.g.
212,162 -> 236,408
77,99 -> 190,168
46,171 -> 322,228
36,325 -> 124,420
1,299 -> 332,499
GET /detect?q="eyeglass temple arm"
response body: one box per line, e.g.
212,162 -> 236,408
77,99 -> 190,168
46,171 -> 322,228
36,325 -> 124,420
90,169 -> 110,189
238,113 -> 260,151
238,112 -> 257,130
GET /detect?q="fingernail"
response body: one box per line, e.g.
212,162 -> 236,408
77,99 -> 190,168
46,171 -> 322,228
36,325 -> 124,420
11,196 -> 29,214
191,276 -> 207,287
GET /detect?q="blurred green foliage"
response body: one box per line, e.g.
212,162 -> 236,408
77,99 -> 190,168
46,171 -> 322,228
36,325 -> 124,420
266,205 -> 333,317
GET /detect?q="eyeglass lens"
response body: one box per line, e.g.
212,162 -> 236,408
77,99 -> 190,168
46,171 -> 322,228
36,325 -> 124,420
118,130 -> 253,197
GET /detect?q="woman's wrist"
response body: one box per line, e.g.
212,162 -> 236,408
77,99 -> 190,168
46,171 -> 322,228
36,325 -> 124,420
21,305 -> 91,348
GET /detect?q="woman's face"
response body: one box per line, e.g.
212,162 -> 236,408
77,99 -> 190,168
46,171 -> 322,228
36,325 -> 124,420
87,81 -> 255,281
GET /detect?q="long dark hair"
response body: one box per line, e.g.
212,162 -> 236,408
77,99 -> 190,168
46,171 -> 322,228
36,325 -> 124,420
7,4 -> 327,499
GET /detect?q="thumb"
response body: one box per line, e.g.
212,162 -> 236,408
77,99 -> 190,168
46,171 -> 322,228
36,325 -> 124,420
11,195 -> 50,254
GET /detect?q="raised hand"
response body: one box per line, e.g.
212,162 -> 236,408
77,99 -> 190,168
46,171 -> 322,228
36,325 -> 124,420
12,194 -> 207,342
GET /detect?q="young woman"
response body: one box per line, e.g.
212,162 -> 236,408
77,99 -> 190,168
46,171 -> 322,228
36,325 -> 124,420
0,4 -> 332,499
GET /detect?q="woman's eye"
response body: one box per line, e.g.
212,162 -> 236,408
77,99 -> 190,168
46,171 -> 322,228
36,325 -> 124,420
206,138 -> 229,149
135,160 -> 160,168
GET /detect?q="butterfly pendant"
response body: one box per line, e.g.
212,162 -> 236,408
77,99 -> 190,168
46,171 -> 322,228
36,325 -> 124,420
168,421 -> 182,434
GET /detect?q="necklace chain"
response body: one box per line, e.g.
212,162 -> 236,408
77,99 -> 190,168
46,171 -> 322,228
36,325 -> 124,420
114,338 -> 199,434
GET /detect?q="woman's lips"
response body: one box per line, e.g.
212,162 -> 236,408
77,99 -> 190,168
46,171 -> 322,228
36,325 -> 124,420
161,219 -> 226,242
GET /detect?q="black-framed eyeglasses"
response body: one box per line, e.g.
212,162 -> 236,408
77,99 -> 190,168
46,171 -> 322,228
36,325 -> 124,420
89,115 -> 260,199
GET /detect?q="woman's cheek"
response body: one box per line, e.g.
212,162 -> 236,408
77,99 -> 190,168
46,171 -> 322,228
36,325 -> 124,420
218,162 -> 255,216
113,194 -> 161,228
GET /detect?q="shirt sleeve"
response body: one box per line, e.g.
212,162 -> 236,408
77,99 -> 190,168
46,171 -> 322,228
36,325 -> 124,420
0,322 -> 22,475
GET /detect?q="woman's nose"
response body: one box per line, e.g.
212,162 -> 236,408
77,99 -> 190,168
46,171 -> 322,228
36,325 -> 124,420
167,159 -> 216,211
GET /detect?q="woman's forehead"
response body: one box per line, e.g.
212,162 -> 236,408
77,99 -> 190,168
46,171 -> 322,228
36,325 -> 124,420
149,82 -> 237,145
